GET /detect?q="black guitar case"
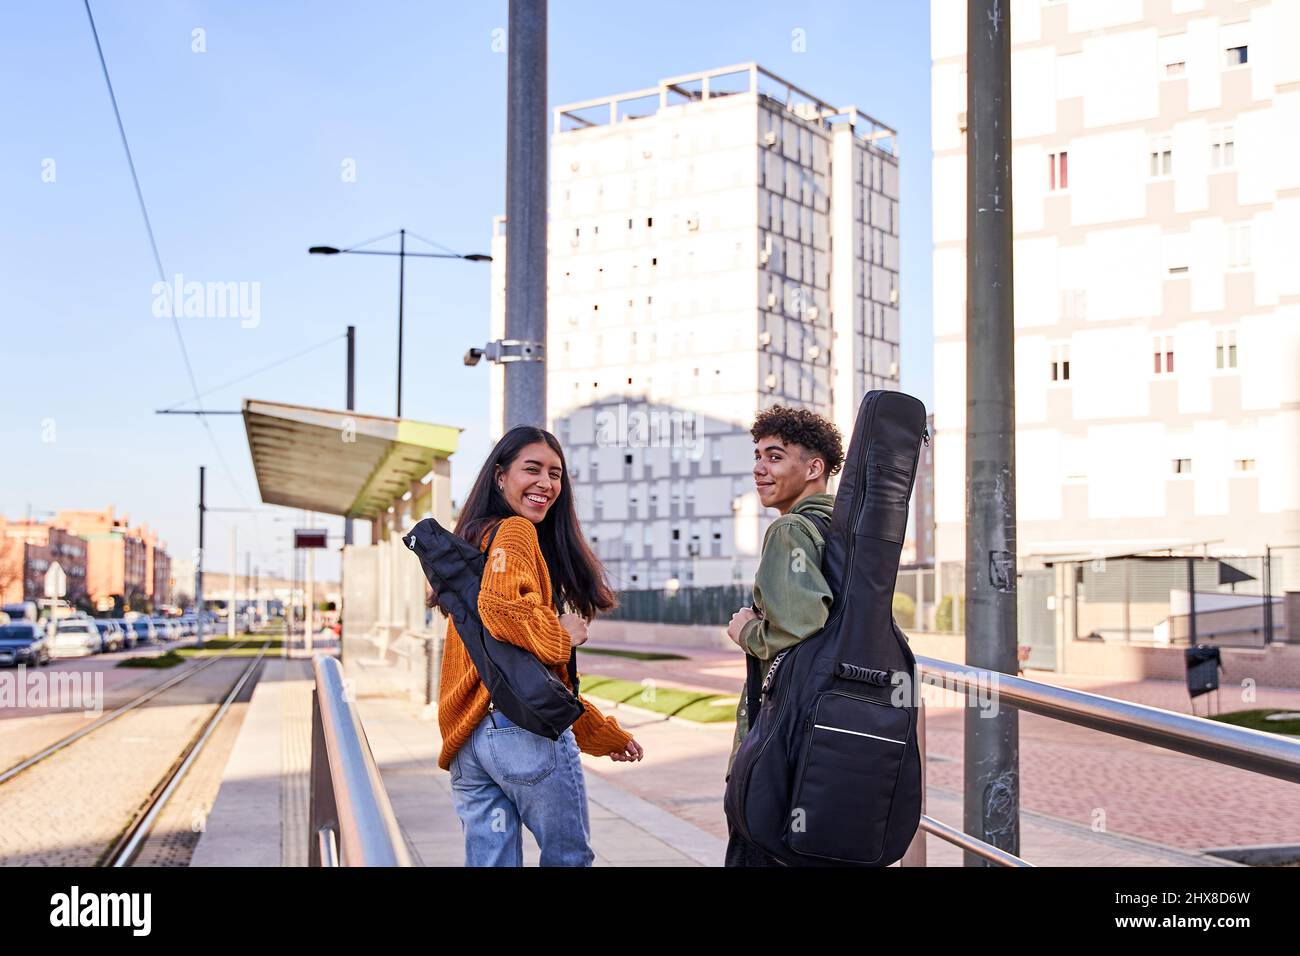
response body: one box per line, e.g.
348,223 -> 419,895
723,389 -> 927,866
403,517 -> 584,739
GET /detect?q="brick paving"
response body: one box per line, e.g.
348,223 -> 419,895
582,640 -> 1300,854
187,640 -> 1297,867
0,658 -> 251,866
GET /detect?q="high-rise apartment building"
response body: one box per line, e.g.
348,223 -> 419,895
490,64 -> 901,588
931,1 -> 1300,591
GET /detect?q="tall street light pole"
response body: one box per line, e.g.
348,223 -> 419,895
965,0 -> 1020,865
504,0 -> 549,429
308,233 -> 491,418
463,1 -> 550,430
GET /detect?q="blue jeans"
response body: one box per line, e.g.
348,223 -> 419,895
448,708 -> 593,867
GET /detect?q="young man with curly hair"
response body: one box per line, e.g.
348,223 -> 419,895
723,404 -> 845,866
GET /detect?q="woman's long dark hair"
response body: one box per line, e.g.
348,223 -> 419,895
454,425 -> 616,620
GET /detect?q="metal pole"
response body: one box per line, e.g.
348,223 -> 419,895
306,515 -> 315,655
396,230 -> 405,418
964,0 -> 1019,865
504,0 -> 548,429
344,325 -> 356,547
1187,556 -> 1197,646
1264,545 -> 1273,645
196,466 -> 206,649
228,526 -> 237,641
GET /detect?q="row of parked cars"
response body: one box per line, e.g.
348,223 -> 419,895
0,613 -> 208,666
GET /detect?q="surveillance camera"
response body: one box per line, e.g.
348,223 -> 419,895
463,348 -> 483,367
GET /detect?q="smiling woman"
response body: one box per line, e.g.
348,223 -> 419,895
433,425 -> 645,867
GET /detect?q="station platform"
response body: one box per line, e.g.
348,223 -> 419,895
190,648 -> 1261,868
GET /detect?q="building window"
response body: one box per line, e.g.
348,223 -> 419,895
1211,126 -> 1235,168
1227,223 -> 1251,269
1172,458 -> 1192,475
1149,136 -> 1172,178
671,528 -> 680,541
1153,335 -> 1174,375
1215,330 -> 1238,369
1224,45 -> 1248,67
1048,150 -> 1068,191
1165,60 -> 1186,77
1050,344 -> 1071,382
1234,458 -> 1256,472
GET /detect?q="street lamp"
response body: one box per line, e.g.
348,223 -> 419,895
309,229 -> 491,417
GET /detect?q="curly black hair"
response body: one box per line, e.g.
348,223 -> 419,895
750,405 -> 845,478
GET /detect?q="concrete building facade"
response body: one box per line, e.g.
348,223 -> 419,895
0,519 -> 89,608
54,508 -> 170,611
491,64 -> 902,589
931,0 -> 1300,592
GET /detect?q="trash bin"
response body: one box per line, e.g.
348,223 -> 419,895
1185,644 -> 1222,715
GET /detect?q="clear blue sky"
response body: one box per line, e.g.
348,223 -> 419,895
0,0 -> 933,580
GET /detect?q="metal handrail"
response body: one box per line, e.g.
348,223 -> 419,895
904,655 -> 1300,866
309,655 -> 412,866
917,656 -> 1300,783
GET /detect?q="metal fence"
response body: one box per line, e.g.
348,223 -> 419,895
606,573 -> 940,630
1064,549 -> 1298,648
604,584 -> 754,626
905,654 -> 1300,866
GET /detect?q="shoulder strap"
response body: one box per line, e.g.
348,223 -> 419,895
744,510 -> 831,721
786,510 -> 831,551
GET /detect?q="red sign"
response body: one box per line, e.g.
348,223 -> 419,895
294,529 -> 329,549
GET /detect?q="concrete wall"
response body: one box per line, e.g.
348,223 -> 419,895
590,619 -> 1300,688
341,532 -> 445,704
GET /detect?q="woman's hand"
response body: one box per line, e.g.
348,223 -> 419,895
608,738 -> 644,762
559,612 -> 589,648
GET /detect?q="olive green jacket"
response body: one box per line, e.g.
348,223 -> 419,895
726,492 -> 835,779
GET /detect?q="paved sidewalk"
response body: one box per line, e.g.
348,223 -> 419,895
191,649 -> 1277,867
583,641 -> 1300,853
357,696 -> 724,866
191,657 -> 313,867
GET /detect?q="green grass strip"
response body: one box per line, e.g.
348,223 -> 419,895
579,672 -> 740,724
581,647 -> 689,662
673,695 -> 741,724
1210,708 -> 1300,736
117,651 -> 185,669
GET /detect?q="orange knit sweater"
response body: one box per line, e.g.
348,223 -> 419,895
436,515 -> 632,770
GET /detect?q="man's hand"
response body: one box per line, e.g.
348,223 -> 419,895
559,612 -> 589,648
609,738 -> 644,762
727,606 -> 759,646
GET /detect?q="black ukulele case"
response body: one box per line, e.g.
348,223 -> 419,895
723,389 -> 927,866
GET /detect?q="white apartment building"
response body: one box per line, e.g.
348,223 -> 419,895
931,0 -> 1300,593
490,64 -> 901,589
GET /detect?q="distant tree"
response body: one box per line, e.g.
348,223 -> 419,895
0,538 -> 24,603
892,592 -> 916,630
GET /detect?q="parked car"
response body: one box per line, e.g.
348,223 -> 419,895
93,620 -> 122,653
129,619 -> 157,645
49,619 -> 101,658
2,602 -> 39,623
108,618 -> 136,649
154,619 -> 177,642
0,622 -> 49,666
